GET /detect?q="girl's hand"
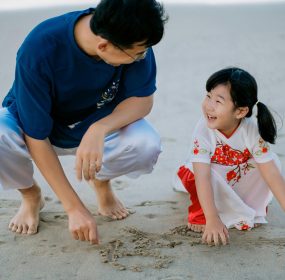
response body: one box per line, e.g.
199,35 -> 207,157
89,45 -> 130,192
202,216 -> 229,246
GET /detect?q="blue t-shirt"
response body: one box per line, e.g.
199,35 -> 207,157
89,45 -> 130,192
2,8 -> 157,148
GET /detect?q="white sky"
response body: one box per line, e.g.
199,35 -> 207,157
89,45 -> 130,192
0,0 -> 284,11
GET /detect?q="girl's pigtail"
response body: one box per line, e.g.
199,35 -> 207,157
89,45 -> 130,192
256,102 -> 277,144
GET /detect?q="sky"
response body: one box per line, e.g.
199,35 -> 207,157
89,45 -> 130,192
0,0 -> 284,11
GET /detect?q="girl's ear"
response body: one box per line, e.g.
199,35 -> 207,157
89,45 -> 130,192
236,106 -> 249,119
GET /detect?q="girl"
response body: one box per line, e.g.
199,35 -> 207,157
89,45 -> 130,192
175,67 -> 285,246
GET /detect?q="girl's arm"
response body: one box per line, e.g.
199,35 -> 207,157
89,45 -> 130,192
257,160 -> 285,210
193,162 -> 229,246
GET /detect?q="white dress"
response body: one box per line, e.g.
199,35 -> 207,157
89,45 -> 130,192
175,117 -> 281,230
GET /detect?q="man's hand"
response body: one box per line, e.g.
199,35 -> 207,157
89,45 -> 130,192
75,96 -> 153,181
68,207 -> 99,244
202,216 -> 229,246
24,135 -> 98,244
76,124 -> 106,181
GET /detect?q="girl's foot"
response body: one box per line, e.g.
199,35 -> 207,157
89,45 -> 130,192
8,184 -> 44,235
89,179 -> 129,220
188,223 -> 205,233
254,223 -> 262,228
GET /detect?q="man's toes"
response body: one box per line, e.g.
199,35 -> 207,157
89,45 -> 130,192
107,212 -> 118,220
118,208 -> 129,218
16,225 -> 23,233
116,215 -> 123,220
8,222 -> 14,230
27,225 -> 38,235
112,211 -> 123,220
11,224 -> 18,232
22,225 -> 29,234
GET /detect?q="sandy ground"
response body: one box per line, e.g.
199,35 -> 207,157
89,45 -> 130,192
1,3 -> 285,280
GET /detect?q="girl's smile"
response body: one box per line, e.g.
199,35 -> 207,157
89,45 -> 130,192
202,84 -> 242,137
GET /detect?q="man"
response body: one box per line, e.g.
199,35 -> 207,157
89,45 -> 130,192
0,0 -> 167,244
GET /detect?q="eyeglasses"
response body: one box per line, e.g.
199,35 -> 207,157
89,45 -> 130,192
113,43 -> 148,62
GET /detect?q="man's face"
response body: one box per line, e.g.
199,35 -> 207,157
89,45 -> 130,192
97,41 -> 148,66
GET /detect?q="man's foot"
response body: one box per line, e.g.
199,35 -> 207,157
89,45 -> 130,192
188,223 -> 205,233
8,184 -> 44,235
89,179 -> 129,220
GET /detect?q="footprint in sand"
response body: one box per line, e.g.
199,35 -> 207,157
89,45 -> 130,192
113,180 -> 129,191
135,201 -> 178,207
159,277 -> 191,280
54,214 -> 68,220
144,214 -> 156,219
0,199 -> 20,208
60,246 -> 68,253
39,213 -> 68,225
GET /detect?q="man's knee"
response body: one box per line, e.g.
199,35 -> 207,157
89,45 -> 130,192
124,125 -> 162,166
0,108 -> 23,140
0,111 -> 28,157
0,115 -> 33,190
0,120 -> 21,148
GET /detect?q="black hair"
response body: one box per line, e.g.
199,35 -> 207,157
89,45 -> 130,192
206,67 -> 277,144
90,0 -> 168,49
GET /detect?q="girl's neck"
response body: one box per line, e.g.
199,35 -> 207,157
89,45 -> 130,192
218,120 -> 242,138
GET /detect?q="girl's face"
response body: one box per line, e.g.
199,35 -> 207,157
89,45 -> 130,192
202,84 -> 243,136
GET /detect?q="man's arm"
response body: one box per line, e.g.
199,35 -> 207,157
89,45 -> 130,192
76,95 -> 153,181
24,135 -> 98,244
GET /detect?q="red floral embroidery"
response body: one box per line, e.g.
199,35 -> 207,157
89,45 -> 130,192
192,139 -> 207,155
241,224 -> 250,230
193,148 -> 199,155
211,140 -> 254,187
226,170 -> 237,181
236,221 -> 251,231
254,138 -> 270,156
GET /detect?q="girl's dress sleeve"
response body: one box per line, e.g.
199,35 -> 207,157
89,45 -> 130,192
186,118 -> 213,166
245,119 -> 274,163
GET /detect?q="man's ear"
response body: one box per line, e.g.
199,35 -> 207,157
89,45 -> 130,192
236,106 -> 249,119
97,37 -> 109,52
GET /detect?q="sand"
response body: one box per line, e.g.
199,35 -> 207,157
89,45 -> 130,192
1,2 -> 285,280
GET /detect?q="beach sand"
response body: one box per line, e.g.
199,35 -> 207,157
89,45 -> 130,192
1,3 -> 285,280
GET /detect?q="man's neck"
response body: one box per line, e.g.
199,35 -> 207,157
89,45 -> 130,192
74,14 -> 100,58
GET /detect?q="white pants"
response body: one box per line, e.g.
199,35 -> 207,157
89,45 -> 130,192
0,108 -> 162,190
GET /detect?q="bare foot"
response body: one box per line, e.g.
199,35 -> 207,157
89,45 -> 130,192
188,223 -> 205,233
89,179 -> 129,220
8,184 -> 44,235
254,223 -> 262,228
